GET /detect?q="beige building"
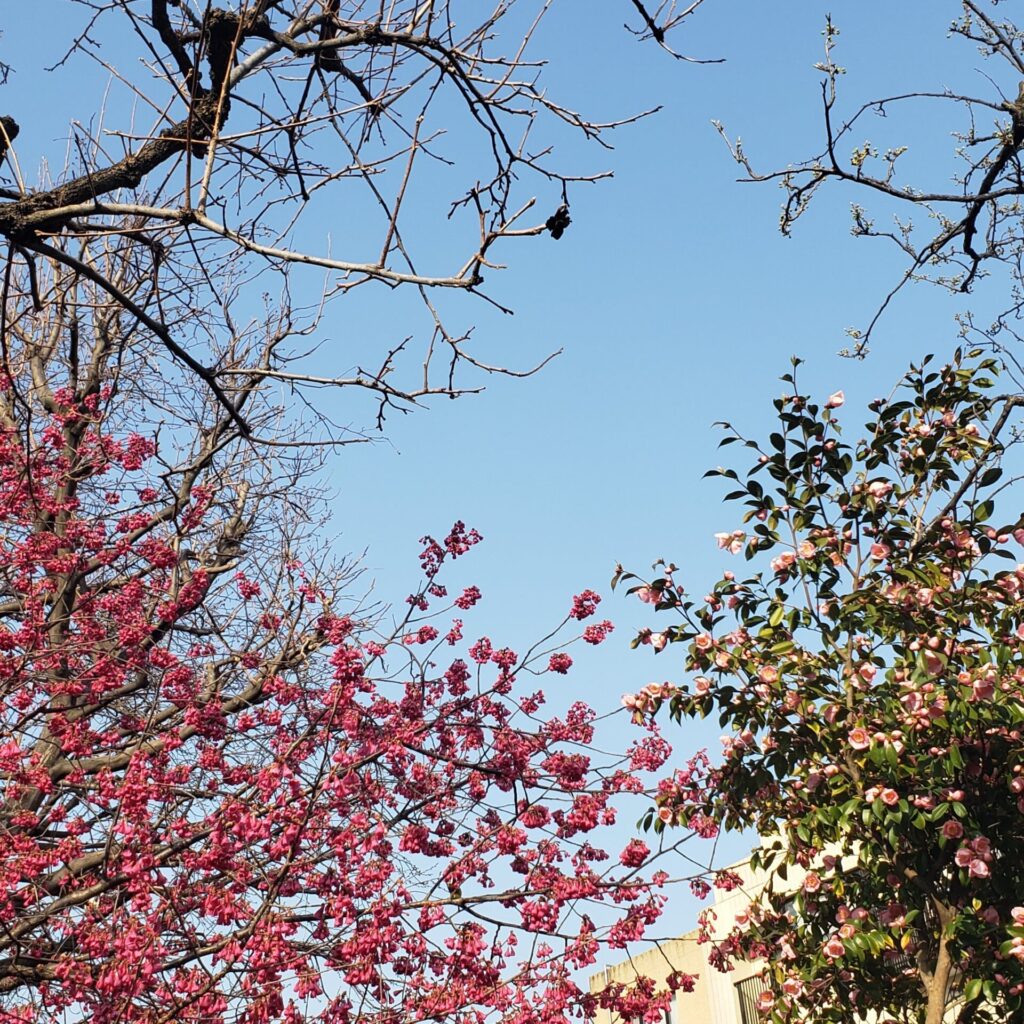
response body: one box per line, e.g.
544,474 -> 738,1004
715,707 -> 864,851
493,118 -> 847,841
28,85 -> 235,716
590,846 -> 969,1024
589,851 -> 769,1024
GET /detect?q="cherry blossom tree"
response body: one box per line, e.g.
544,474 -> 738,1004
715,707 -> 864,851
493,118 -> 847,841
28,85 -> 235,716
0,4 -> 726,1020
620,351 -> 1024,1023
0,339 -> 713,1020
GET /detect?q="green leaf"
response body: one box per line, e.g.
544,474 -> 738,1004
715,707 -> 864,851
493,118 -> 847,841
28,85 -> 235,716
961,978 -> 983,1003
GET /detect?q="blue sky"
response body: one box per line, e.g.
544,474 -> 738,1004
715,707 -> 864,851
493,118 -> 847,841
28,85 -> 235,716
3,0 -> 1013,940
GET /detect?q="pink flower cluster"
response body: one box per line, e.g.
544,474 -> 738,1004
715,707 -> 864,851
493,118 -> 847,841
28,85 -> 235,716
953,835 -> 993,878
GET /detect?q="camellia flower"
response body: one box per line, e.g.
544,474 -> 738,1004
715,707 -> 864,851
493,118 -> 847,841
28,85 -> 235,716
825,390 -> 845,409
848,727 -> 872,750
823,935 -> 846,959
714,530 -> 746,554
941,820 -> 964,840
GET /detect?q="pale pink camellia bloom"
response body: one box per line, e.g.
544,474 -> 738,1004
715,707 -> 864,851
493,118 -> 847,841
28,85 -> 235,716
770,551 -> 797,574
869,542 -> 891,560
782,978 -> 803,998
693,676 -> 712,695
823,935 -> 846,959
714,530 -> 746,555
758,665 -> 779,684
803,871 -> 822,894
694,633 -> 714,651
649,632 -> 667,652
838,923 -> 856,940
972,677 -> 995,702
974,836 -> 992,857
858,662 -> 878,683
1011,907 -> 1024,925
798,540 -> 816,559
970,858 -> 991,879
867,480 -> 893,499
636,586 -> 660,605
621,694 -> 639,710
755,991 -> 775,1013
825,390 -> 845,409
848,727 -> 872,750
954,847 -> 973,869
941,820 -> 964,840
879,903 -> 907,929
880,788 -> 899,807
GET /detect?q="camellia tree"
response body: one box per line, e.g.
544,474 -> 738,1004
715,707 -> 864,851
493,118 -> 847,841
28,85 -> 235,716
619,350 -> 1024,1023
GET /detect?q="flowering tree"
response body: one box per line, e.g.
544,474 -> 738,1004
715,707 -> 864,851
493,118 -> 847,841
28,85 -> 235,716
619,351 -> 1024,1023
0,7 -> 725,1020
0,346 -> 712,1022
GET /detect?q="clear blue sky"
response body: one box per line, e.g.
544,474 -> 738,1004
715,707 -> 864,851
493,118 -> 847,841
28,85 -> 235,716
2,0 -> 1010,937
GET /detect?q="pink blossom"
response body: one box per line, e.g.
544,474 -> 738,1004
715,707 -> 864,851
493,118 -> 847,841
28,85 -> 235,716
770,551 -> 797,574
858,663 -> 878,683
618,839 -> 650,868
714,531 -> 746,555
848,727 -> 871,750
880,788 -> 899,807
825,390 -> 845,409
823,936 -> 846,959
941,820 -> 964,840
547,653 -> 573,674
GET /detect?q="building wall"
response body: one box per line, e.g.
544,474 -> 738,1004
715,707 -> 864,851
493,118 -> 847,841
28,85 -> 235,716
588,851 -> 773,1024
589,844 -> 972,1023
587,931 -> 714,1024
